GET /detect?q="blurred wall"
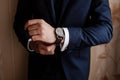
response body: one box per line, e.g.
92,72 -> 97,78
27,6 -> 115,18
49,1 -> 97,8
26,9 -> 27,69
89,0 -> 120,80
0,0 -> 120,80
0,0 -> 28,80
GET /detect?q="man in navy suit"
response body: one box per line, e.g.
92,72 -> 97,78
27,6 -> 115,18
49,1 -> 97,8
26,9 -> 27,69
14,0 -> 112,80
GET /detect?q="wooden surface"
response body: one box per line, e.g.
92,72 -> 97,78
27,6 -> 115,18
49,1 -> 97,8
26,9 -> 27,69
0,0 -> 28,80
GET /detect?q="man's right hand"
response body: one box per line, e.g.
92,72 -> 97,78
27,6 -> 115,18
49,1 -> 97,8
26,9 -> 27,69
29,41 -> 56,55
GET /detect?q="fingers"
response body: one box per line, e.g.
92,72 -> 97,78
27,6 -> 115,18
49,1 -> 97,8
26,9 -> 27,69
24,19 -> 44,42
25,19 -> 56,55
38,44 -> 55,55
27,24 -> 38,31
29,41 -> 40,53
24,19 -> 44,30
27,24 -> 41,37
31,35 -> 42,42
30,40 -> 56,55
29,29 -> 40,36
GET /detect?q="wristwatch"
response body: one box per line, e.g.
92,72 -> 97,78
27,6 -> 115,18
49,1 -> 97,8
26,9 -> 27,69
55,28 -> 65,46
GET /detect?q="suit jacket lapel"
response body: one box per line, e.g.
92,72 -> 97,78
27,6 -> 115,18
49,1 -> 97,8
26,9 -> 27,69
60,0 -> 76,25
45,0 -> 56,24
58,0 -> 69,25
45,0 -> 74,26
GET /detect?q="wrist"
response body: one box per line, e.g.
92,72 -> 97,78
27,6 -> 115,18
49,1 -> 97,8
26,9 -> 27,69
55,28 -> 65,46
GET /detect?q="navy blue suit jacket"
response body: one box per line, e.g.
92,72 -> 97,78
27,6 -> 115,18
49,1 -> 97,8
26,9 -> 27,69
14,0 -> 112,80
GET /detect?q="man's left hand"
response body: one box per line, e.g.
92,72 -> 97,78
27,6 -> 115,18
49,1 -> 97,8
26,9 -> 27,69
25,19 -> 56,44
25,19 -> 56,55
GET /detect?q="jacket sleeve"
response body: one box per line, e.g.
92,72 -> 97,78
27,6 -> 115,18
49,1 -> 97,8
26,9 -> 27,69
13,0 -> 32,49
67,0 -> 113,50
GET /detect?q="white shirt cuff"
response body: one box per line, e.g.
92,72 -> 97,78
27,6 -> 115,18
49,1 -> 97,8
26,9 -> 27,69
61,28 -> 69,52
27,38 -> 34,52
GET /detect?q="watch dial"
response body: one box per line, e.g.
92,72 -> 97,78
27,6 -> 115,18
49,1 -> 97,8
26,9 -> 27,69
56,28 -> 64,37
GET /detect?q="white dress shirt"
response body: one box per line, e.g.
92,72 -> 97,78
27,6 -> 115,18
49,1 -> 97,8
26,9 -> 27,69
27,28 -> 69,52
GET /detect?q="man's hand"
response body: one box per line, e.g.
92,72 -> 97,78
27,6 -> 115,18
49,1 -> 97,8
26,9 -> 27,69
25,19 -> 56,55
29,41 -> 56,55
25,19 -> 56,44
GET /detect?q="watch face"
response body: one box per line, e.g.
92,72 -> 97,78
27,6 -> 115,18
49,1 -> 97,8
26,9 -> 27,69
56,28 -> 64,37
